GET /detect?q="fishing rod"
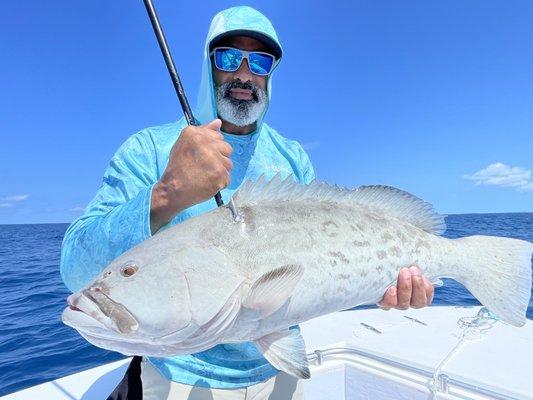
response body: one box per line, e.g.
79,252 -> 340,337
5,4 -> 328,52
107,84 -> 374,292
143,0 -> 224,207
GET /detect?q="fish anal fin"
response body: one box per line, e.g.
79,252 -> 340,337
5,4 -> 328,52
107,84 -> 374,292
255,328 -> 310,379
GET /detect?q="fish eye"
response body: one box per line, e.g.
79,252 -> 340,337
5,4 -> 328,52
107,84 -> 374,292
120,263 -> 139,277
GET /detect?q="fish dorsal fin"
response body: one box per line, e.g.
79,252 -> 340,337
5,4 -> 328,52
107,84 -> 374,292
233,174 -> 446,235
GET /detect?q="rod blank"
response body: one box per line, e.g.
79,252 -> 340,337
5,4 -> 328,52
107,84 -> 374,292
143,0 -> 224,207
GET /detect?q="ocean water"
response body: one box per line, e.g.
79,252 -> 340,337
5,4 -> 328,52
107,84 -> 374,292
0,213 -> 532,396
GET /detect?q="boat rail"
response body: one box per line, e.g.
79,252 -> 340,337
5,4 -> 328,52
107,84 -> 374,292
308,347 -> 520,400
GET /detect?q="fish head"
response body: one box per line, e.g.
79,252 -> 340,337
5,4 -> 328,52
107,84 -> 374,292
62,251 -> 195,344
62,225 -> 244,356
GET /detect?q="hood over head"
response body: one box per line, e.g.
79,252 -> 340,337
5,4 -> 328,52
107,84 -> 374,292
195,6 -> 283,131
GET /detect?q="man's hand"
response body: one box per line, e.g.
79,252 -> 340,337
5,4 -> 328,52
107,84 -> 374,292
378,266 -> 434,310
150,119 -> 233,233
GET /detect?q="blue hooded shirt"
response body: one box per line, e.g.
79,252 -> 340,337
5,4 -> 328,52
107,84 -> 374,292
60,6 -> 314,388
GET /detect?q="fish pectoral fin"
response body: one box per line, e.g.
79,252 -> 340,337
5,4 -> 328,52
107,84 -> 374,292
242,264 -> 303,320
255,328 -> 310,379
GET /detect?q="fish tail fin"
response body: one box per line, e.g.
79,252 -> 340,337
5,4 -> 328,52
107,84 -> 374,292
453,236 -> 532,327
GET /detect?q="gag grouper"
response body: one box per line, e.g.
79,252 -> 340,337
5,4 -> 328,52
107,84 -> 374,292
62,174 -> 533,378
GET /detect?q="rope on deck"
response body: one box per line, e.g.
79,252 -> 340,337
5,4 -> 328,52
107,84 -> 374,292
427,306 -> 499,398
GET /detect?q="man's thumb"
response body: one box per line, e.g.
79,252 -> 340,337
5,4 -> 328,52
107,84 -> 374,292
203,119 -> 222,131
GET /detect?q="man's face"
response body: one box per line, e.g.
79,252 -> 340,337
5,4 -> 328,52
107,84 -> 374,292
212,36 -> 271,127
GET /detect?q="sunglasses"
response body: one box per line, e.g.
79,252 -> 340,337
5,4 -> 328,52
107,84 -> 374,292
210,47 -> 277,76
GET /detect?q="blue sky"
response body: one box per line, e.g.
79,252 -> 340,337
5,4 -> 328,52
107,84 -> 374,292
1,1 -> 532,224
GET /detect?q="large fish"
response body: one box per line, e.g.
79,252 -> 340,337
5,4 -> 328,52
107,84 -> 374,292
62,175 -> 533,378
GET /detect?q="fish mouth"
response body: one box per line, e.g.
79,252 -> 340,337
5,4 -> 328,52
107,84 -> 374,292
65,289 -> 139,334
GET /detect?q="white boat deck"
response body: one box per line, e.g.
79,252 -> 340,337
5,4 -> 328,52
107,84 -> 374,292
3,306 -> 532,399
301,305 -> 533,399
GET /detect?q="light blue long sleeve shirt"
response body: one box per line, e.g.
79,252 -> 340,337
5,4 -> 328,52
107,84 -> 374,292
60,6 -> 316,388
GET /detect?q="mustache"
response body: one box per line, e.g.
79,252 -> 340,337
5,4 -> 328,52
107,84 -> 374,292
222,80 -> 259,101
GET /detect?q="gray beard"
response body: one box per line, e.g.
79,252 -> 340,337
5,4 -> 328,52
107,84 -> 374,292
215,82 -> 268,127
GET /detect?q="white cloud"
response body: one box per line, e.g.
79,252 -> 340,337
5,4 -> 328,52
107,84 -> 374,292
0,194 -> 29,202
0,194 -> 30,209
69,206 -> 85,212
463,162 -> 533,192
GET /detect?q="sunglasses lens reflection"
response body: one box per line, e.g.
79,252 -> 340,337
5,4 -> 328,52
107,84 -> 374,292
214,48 -> 275,76
215,48 -> 243,72
249,53 -> 274,75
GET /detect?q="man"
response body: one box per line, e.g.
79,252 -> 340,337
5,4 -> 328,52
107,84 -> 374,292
60,6 -> 435,399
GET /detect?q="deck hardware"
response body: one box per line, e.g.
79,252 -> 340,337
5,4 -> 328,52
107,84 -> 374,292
313,349 -> 323,365
360,322 -> 382,334
436,374 -> 450,393
403,316 -> 428,326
